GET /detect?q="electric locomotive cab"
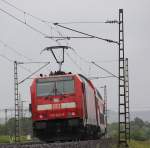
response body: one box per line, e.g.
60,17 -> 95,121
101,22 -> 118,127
30,73 -> 83,140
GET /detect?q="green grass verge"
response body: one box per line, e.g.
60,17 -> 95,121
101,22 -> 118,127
129,140 -> 150,148
102,140 -> 150,148
0,135 -> 32,143
0,136 -> 10,143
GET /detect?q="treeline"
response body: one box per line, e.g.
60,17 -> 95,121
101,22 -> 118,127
108,117 -> 150,141
0,117 -> 150,141
0,118 -> 32,136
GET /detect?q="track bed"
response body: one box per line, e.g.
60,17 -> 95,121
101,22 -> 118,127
0,138 -> 117,148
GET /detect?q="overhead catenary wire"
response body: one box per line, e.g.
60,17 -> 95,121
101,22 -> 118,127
0,0 -> 119,25
50,25 -> 68,45
0,0 -> 120,45
92,59 -> 118,63
0,53 -> 31,72
0,0 -> 63,44
45,36 -> 95,39
69,48 -> 119,79
0,0 -> 94,42
56,20 -> 119,24
0,7 -> 48,36
0,53 -> 12,62
0,0 -> 53,24
56,21 -> 107,24
1,0 -> 120,45
54,23 -> 119,44
91,61 -> 121,81
0,7 -> 62,46
89,75 -> 115,80
66,52 -> 87,75
0,1 -> 120,81
19,62 -> 50,84
70,47 -> 91,64
57,30 -> 89,75
67,48 -> 119,80
0,7 -> 61,45
17,61 -> 51,64
56,30 -> 88,74
0,41 -> 50,73
0,0 -> 77,45
0,39 -> 32,61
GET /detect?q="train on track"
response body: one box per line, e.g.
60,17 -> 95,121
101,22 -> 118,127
30,71 -> 106,141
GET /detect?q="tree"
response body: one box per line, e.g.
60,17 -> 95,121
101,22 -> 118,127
134,117 -> 144,128
108,117 -> 150,141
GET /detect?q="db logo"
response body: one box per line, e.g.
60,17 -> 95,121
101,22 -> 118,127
53,104 -> 60,110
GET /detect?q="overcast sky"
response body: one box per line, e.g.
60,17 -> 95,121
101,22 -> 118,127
0,0 -> 150,113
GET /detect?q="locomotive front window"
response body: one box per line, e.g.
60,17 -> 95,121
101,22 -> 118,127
63,80 -> 74,94
36,79 -> 74,96
56,80 -> 74,95
37,81 -> 55,96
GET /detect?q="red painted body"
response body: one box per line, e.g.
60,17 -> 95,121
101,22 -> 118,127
30,73 -> 106,140
31,74 -> 83,121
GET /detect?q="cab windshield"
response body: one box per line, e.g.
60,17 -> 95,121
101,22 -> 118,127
36,77 -> 74,97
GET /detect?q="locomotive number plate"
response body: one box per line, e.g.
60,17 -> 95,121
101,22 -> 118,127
52,104 -> 60,110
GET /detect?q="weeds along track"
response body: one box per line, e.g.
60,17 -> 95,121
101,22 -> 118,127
0,138 -> 117,148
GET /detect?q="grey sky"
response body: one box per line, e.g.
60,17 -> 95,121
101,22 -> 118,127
0,0 -> 150,112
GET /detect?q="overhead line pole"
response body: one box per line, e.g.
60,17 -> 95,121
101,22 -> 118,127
5,109 -> 8,135
125,58 -> 130,141
118,9 -> 128,147
104,85 -> 108,137
100,85 -> 108,137
51,10 -> 129,147
14,61 -> 50,142
14,61 -> 20,142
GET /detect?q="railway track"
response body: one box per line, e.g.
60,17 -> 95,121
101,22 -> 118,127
0,138 -> 117,148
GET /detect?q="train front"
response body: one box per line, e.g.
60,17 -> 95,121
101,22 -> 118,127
30,73 -> 83,141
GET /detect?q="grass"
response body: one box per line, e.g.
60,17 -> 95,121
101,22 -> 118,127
0,136 -> 10,143
0,136 -> 150,148
0,135 -> 32,143
128,140 -> 150,148
107,140 -> 150,148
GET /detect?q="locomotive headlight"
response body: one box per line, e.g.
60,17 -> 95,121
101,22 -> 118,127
72,112 -> 76,116
61,102 -> 76,109
39,115 -> 44,119
37,104 -> 52,111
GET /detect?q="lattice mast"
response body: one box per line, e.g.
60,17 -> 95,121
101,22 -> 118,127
14,61 -> 20,142
118,9 -> 128,147
125,58 -> 130,140
104,85 -> 108,136
5,109 -> 8,135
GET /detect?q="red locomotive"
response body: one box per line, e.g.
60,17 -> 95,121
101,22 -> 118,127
30,72 -> 106,141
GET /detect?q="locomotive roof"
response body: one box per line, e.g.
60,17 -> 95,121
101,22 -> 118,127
78,74 -> 103,100
78,74 -> 95,90
35,72 -> 74,79
34,73 -> 94,88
